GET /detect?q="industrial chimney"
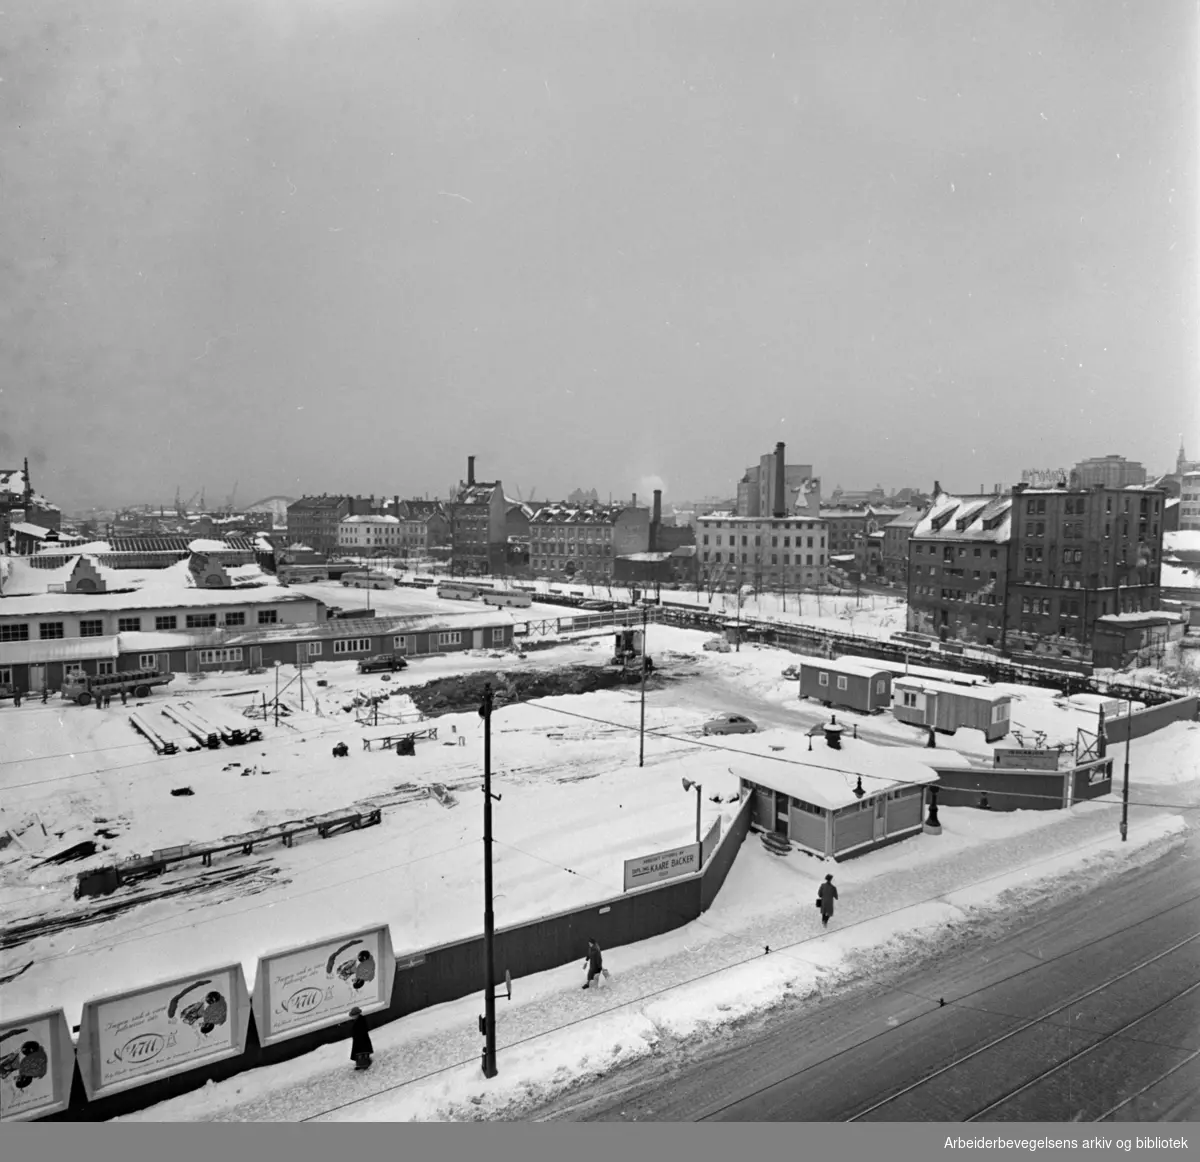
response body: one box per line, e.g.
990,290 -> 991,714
651,489 -> 662,552
632,492 -> 637,508
774,442 -> 787,519
467,456 -> 476,487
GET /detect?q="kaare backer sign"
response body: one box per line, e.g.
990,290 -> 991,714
623,842 -> 700,893
77,963 -> 251,1101
0,1008 -> 76,1122
252,924 -> 395,1046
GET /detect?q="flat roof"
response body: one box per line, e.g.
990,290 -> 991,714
0,636 -> 121,664
800,657 -> 893,679
0,587 -> 316,618
717,729 -> 939,811
893,674 -> 1009,700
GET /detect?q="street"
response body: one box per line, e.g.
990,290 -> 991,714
528,831 -> 1200,1123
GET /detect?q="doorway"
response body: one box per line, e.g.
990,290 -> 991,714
873,795 -> 887,840
29,664 -> 46,693
774,792 -> 790,836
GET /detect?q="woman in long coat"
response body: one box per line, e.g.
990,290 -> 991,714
348,1007 -> 373,1070
817,874 -> 838,927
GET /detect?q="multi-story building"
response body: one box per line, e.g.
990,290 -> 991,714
397,500 -> 451,557
338,514 -> 403,554
737,443 -> 820,518
820,505 -> 906,556
1069,455 -> 1147,490
1,457 -> 61,547
906,492 -> 1013,647
1178,471 -> 1200,532
286,495 -> 351,554
881,505 -> 925,586
528,499 -> 650,582
695,514 -> 828,590
829,484 -> 886,507
1005,482 -> 1166,659
450,456 -> 509,575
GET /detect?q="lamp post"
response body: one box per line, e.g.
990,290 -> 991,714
478,684 -> 499,1077
638,604 -> 648,768
681,778 -> 702,844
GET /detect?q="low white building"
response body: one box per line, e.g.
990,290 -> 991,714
338,514 -> 403,552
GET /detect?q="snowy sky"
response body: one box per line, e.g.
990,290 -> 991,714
3,0 -> 1196,510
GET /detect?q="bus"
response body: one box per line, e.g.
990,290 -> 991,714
437,581 -> 483,600
482,589 -> 533,608
341,571 -> 395,590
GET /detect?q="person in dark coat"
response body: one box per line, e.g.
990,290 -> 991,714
348,1007 -> 373,1070
581,938 -> 608,989
817,874 -> 838,927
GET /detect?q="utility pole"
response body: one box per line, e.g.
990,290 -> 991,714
1120,698 -> 1131,841
274,662 -> 280,728
639,604 -> 648,768
478,684 -> 499,1077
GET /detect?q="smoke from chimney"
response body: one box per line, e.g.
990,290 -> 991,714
774,442 -> 787,518
467,456 -> 476,487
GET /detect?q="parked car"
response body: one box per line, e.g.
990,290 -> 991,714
781,664 -> 802,680
702,712 -> 759,736
703,637 -> 731,653
357,653 -> 408,674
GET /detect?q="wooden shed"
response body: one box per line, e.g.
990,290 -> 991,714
722,725 -> 938,861
891,675 -> 1012,742
798,657 -> 893,714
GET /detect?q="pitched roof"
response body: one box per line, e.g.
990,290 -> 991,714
912,494 -> 1011,543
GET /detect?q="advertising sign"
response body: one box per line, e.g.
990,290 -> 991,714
0,1008 -> 75,1122
252,925 -> 395,1046
623,842 -> 700,892
77,963 -> 250,1100
1020,468 -> 1068,489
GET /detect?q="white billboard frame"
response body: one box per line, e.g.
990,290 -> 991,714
76,962 -> 251,1101
252,923 -> 396,1047
623,842 -> 700,893
0,1007 -> 76,1122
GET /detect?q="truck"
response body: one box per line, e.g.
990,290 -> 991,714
61,667 -> 176,706
611,628 -> 654,679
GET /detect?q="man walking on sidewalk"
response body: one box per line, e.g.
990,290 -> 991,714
582,938 -> 610,989
817,874 -> 838,927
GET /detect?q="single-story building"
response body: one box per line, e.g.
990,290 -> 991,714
721,724 -> 939,861
891,675 -> 1012,742
798,657 -> 893,713
1092,612 -> 1186,669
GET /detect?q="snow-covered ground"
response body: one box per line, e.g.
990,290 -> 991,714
4,619 -> 1197,1122
116,718 -> 1198,1123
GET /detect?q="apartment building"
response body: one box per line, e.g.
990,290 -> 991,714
528,499 -> 650,582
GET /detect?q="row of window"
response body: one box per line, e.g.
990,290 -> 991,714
700,521 -> 820,531
0,609 -> 277,642
703,551 -> 821,566
914,544 -> 1001,560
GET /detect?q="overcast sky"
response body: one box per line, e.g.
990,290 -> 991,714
2,0 -> 1196,511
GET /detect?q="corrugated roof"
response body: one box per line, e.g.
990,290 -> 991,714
0,636 -> 121,664
0,587 -> 314,617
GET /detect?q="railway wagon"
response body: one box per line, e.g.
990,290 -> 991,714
891,675 -> 1012,742
798,657 -> 893,714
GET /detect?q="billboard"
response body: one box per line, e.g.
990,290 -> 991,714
0,1008 -> 76,1122
77,963 -> 250,1100
623,842 -> 700,892
252,925 -> 395,1046
1020,468 -> 1068,489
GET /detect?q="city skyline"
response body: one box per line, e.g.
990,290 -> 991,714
4,0 -> 1196,511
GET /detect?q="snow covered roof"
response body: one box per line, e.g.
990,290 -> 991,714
188,538 -> 240,552
912,493 -> 1011,543
218,608 -> 514,646
799,656 -> 893,679
618,551 -> 674,562
893,674 -> 1010,700
0,468 -> 27,498
530,503 -> 633,526
717,729 -> 939,811
0,586 -> 312,618
456,484 -> 500,506
8,521 -> 55,538
1095,611 -> 1181,627
0,635 -> 120,664
116,630 -> 210,652
882,505 -> 926,530
288,496 -> 351,512
341,514 -> 400,525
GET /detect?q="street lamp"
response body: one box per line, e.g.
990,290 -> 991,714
681,777 -> 702,844
638,604 -> 649,768
477,684 -> 501,1077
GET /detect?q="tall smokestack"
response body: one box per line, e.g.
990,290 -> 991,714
467,456 -> 476,486
632,492 -> 637,508
652,489 -> 662,552
774,442 -> 787,518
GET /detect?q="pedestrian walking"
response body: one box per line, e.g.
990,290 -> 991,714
120,689 -> 127,706
13,690 -> 21,708
347,1007 -> 373,1071
817,874 -> 838,928
41,688 -> 48,704
103,693 -> 112,709
581,937 -> 610,989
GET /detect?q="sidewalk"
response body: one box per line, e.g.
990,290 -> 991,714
121,791 -> 1189,1123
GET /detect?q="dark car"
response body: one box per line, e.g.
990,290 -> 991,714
357,653 -> 408,674
702,712 -> 759,736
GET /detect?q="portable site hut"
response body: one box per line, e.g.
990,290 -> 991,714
722,725 -> 938,861
798,657 -> 893,714
891,675 -> 1011,742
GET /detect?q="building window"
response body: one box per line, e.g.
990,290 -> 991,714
836,675 -> 848,690
258,609 -> 279,625
113,617 -> 141,634
198,648 -> 245,665
223,611 -> 246,627
39,622 -> 64,640
79,619 -> 105,637
438,631 -> 463,646
139,654 -> 158,669
0,667 -> 10,685
155,616 -> 177,631
0,623 -> 30,642
902,691 -> 918,708
333,638 -> 372,654
186,613 -> 218,629
818,672 -> 829,686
